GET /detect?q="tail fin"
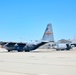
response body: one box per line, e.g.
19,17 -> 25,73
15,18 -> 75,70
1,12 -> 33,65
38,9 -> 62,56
42,23 -> 54,42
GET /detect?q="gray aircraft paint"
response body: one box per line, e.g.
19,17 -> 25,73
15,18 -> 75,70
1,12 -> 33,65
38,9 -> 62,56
3,23 -> 54,52
42,23 -> 54,42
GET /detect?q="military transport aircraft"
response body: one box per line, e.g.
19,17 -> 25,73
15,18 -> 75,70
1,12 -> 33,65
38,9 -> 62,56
0,24 -> 54,52
53,43 -> 72,51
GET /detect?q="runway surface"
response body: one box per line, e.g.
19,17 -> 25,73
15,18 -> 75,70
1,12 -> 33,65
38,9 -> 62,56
0,48 -> 76,75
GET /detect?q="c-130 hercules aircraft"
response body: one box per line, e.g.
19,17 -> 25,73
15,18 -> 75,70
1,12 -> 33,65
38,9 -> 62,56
1,24 -> 54,52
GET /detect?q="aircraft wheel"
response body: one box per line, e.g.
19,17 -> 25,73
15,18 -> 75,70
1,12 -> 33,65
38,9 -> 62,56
66,49 -> 70,50
56,49 -> 60,51
25,50 -> 30,52
18,49 -> 24,52
8,50 -> 11,52
61,49 -> 65,51
17,50 -> 21,52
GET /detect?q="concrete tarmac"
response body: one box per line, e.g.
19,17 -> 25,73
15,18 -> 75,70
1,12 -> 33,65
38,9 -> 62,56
0,48 -> 76,75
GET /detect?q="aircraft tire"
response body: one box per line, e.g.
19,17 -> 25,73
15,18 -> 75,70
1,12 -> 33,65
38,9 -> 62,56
25,50 -> 30,52
66,49 -> 70,50
18,49 -> 24,52
61,49 -> 65,51
17,50 -> 22,52
8,50 -> 11,52
56,49 -> 60,51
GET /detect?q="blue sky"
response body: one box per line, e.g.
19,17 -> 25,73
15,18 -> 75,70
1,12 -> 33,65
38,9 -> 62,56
0,0 -> 76,42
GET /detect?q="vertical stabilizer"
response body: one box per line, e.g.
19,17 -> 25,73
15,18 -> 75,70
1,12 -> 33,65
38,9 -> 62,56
42,23 -> 54,42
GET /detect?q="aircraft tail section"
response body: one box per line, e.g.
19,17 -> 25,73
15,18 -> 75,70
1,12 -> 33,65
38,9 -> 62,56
42,23 -> 54,42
